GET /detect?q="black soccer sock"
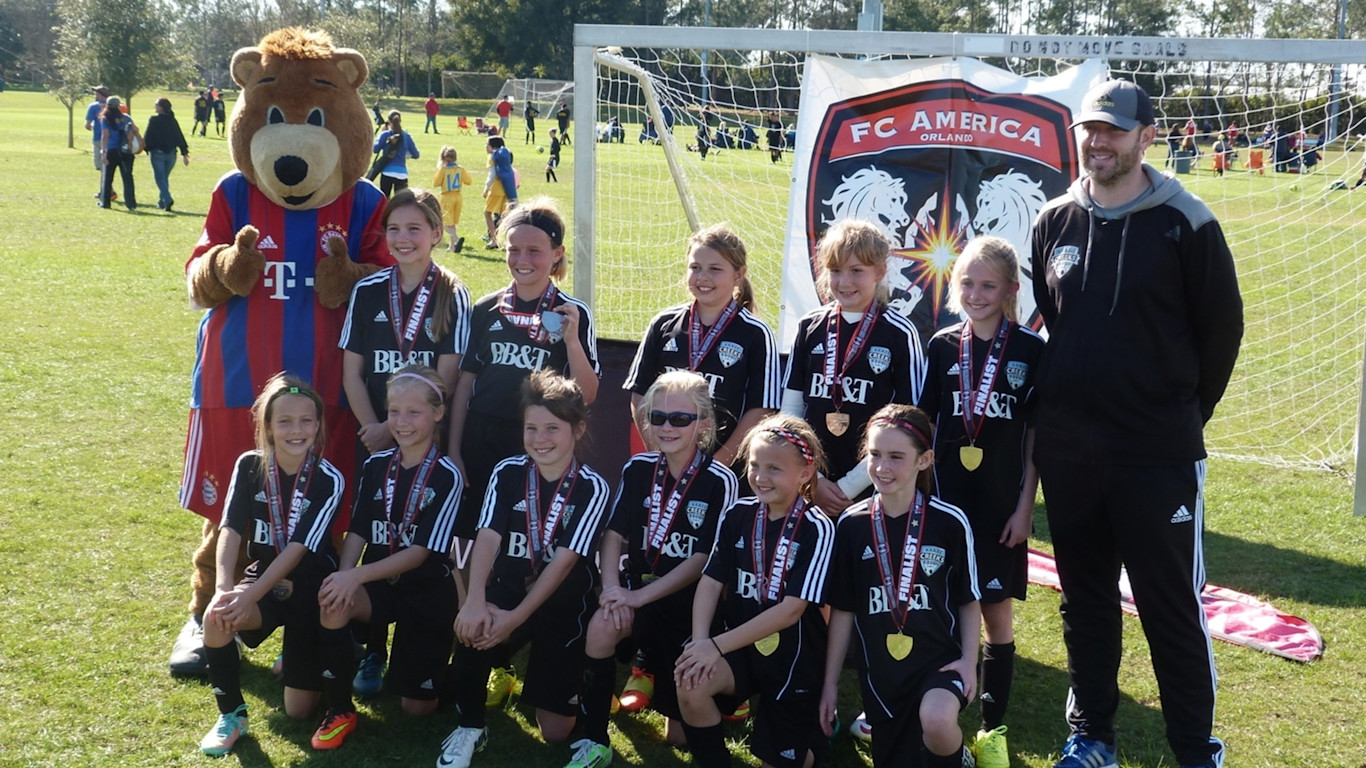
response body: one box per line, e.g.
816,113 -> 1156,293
581,655 -> 615,746
682,721 -> 731,768
451,647 -> 491,729
923,743 -> 969,768
320,625 -> 357,715
204,642 -> 244,714
980,641 -> 1016,730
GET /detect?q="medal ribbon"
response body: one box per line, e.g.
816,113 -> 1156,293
752,497 -> 807,604
958,319 -> 1012,446
383,443 -> 439,555
823,303 -> 880,412
525,460 -> 580,574
870,492 -> 927,633
687,300 -> 740,371
389,263 -> 438,358
499,281 -> 559,343
646,449 -> 703,571
265,450 -> 317,553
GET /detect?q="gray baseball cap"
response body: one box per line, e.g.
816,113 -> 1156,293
1070,80 -> 1155,131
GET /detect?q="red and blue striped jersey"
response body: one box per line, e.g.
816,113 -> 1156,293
188,172 -> 391,409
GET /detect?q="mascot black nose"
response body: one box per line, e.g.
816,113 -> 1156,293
274,156 -> 309,187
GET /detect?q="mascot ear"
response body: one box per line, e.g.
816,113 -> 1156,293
334,49 -> 369,90
232,47 -> 263,89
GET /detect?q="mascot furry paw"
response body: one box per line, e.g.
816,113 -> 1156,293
171,27 -> 393,677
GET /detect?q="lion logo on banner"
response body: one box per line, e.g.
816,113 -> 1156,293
822,167 -> 911,237
973,170 -> 1048,247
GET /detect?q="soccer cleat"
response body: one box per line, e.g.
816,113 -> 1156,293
311,710 -> 357,750
610,695 -> 620,715
436,726 -> 488,768
721,698 -> 750,722
972,726 -> 1009,768
849,711 -> 872,742
617,667 -> 654,712
484,242 -> 501,250
170,614 -> 209,677
486,666 -> 518,707
1051,734 -> 1117,768
199,704 -> 248,756
353,652 -> 385,697
455,237 -> 465,253
564,738 -> 613,768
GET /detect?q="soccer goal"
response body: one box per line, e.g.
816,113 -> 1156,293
573,25 -> 1366,490
490,78 -> 575,120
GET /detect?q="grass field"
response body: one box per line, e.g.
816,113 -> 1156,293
0,87 -> 1364,768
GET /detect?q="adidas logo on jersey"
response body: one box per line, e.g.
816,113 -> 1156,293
254,491 -> 268,502
489,320 -> 504,331
373,488 -> 384,500
946,362 -> 961,375
986,578 -> 1003,590
1171,505 -> 1193,524
811,343 -> 825,355
663,337 -> 679,352
420,678 -> 435,690
780,749 -> 797,760
322,670 -> 335,680
862,545 -> 875,560
512,500 -> 527,512
374,310 -> 389,322
735,537 -> 745,549
257,234 -> 280,250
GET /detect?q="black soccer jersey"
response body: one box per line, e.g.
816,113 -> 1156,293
340,267 -> 472,417
349,449 -> 463,583
918,321 -> 1044,530
624,303 -> 781,448
221,451 -> 344,581
607,452 -> 738,615
478,455 -> 610,600
460,287 -> 600,418
827,496 -> 979,724
782,305 -> 926,479
702,497 -> 834,698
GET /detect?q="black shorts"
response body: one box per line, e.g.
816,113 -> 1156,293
868,668 -> 968,768
722,651 -> 826,768
475,576 -> 596,716
974,537 -> 1028,604
363,574 -> 458,700
238,576 -> 326,691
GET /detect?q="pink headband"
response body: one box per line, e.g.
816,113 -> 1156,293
765,426 -> 814,465
872,416 -> 931,450
390,372 -> 444,400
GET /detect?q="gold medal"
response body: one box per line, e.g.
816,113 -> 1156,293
885,632 -> 913,661
825,411 -> 850,437
960,445 -> 983,471
755,632 -> 781,656
271,579 -> 294,601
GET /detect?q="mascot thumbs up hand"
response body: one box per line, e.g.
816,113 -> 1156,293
187,225 -> 266,308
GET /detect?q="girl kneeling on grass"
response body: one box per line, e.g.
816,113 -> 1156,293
818,404 -> 982,768
566,371 -> 740,768
438,370 -> 610,768
199,374 -> 348,757
674,414 -> 835,768
316,365 -> 464,748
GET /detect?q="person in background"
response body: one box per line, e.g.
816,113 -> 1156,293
145,97 -> 191,212
192,90 -> 210,137
85,86 -> 111,200
425,93 -> 440,134
373,111 -> 421,198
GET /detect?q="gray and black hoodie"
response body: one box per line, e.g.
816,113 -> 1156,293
1029,164 -> 1243,465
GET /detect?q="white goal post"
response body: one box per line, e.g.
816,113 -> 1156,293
572,24 -> 1366,510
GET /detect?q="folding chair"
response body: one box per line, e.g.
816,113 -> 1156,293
1248,148 -> 1265,175
457,116 -> 472,135
475,117 -> 488,134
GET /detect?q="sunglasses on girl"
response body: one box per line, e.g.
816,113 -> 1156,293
648,410 -> 700,428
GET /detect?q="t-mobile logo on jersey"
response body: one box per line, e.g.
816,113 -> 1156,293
808,374 -> 874,405
867,584 -> 930,614
490,342 -> 552,371
373,349 -> 437,374
261,260 -> 315,300
948,390 -> 1018,420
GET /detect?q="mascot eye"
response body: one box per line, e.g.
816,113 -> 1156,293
307,108 -> 324,127
267,106 -> 286,125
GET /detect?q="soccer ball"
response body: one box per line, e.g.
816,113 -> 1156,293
537,146 -> 545,153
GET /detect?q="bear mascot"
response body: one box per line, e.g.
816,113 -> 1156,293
170,27 -> 394,675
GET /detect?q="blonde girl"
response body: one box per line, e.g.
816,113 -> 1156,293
433,147 -> 473,252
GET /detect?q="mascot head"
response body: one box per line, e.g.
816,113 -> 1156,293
229,28 -> 370,211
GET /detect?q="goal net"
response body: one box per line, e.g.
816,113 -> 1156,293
439,70 -> 504,100
490,78 -> 575,120
577,26 -> 1366,476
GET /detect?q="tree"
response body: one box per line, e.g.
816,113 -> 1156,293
0,0 -> 58,85
449,0 -> 636,79
53,0 -> 180,104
